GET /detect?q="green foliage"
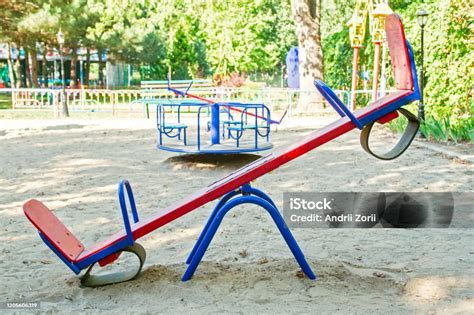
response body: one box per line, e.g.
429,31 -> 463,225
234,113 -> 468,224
419,116 -> 474,143
321,29 -> 351,89
0,0 -> 471,142
195,0 -> 296,77
322,0 -> 472,142
389,107 -> 473,143
405,0 -> 473,143
321,0 -> 355,90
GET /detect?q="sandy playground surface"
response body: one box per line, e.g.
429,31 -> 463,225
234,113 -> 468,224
0,116 -> 472,314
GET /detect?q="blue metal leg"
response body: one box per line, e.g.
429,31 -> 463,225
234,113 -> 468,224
186,189 -> 241,264
182,191 -> 316,281
187,183 -> 277,264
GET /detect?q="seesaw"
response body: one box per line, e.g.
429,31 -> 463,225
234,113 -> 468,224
23,14 -> 420,287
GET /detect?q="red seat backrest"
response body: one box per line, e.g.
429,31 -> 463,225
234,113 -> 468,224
385,14 -> 414,91
24,199 -> 84,261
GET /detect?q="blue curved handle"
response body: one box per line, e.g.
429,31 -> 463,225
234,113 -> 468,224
118,179 -> 139,245
166,75 -> 194,97
314,80 -> 364,129
185,81 -> 193,94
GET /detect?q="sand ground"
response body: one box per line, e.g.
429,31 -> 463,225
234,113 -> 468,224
0,117 -> 472,314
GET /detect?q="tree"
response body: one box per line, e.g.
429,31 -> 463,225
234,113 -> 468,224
5,43 -> 15,87
0,0 -> 34,88
16,9 -> 53,87
291,0 -> 324,111
84,0 -> 168,85
46,0 -> 100,88
194,0 -> 296,80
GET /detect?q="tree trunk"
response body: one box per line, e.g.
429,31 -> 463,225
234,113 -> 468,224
70,47 -> 77,88
42,47 -> 48,88
15,51 -> 22,88
291,0 -> 324,111
84,48 -> 90,87
30,48 -> 39,87
23,47 -> 32,88
98,48 -> 104,88
6,43 -> 16,88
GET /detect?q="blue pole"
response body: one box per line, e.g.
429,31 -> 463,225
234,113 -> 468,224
211,103 -> 220,144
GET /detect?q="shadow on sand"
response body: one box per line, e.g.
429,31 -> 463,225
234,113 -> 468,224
164,153 -> 262,169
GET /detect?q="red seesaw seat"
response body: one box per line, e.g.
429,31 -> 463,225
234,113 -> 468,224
24,199 -> 85,261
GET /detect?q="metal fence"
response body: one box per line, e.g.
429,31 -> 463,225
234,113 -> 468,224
0,87 -> 373,118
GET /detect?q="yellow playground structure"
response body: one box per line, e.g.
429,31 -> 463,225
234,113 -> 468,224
347,0 -> 394,109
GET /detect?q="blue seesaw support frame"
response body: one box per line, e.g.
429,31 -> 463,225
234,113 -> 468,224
182,183 -> 316,281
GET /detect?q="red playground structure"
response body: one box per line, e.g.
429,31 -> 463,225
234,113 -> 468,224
24,14 -> 420,287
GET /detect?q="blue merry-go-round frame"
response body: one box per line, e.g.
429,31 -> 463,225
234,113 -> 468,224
156,100 -> 274,154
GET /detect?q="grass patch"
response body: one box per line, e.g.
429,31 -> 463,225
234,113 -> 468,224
0,93 -> 12,109
388,109 -> 473,143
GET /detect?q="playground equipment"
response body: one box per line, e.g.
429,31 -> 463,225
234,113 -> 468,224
23,14 -> 420,287
157,101 -> 272,153
347,0 -> 394,109
155,79 -> 283,154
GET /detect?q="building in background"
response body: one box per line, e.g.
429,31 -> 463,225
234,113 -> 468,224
0,43 -> 132,89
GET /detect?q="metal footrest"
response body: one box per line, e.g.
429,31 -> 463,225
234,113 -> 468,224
80,243 -> 146,287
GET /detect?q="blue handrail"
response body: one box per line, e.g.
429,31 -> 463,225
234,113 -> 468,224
118,179 -> 139,245
406,40 -> 420,100
167,75 -> 195,97
197,103 -> 213,150
314,80 -> 364,130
